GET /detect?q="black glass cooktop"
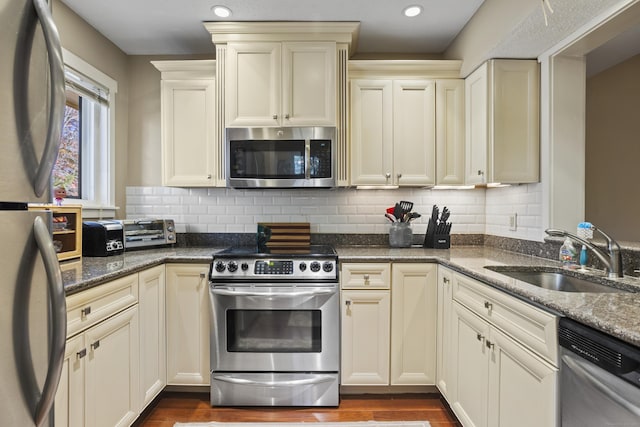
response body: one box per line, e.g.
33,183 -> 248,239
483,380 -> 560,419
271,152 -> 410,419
215,244 -> 336,258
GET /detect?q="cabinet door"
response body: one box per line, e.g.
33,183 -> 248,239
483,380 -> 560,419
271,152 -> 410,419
138,266 -> 166,409
54,334 -> 84,427
491,60 -> 540,183
436,267 -> 454,399
226,42 -> 281,126
340,290 -> 390,385
350,79 -> 393,186
436,79 -> 465,185
282,42 -> 336,126
451,301 -> 490,427
487,328 -> 558,427
465,62 -> 488,185
84,306 -> 139,427
390,263 -> 437,385
392,80 -> 436,186
166,264 -> 210,385
161,78 -> 216,186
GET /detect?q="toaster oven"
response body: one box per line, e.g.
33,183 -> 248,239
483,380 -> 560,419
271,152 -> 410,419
121,219 -> 176,249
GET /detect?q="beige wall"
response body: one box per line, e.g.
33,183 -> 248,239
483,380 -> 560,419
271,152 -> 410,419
52,0 -> 129,217
585,54 -> 640,241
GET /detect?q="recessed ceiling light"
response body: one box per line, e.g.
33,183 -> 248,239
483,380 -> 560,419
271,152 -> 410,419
403,5 -> 422,17
211,5 -> 232,18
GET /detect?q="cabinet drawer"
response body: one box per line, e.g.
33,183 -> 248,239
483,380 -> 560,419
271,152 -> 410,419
452,272 -> 558,365
66,273 -> 139,338
341,263 -> 390,289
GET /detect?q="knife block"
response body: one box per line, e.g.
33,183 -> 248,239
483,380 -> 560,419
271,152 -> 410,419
423,218 -> 451,249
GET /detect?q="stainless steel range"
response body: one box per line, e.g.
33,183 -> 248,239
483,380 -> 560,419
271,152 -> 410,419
208,245 -> 339,406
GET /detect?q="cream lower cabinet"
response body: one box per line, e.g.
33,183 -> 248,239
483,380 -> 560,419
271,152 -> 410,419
166,263 -> 210,385
138,265 -> 166,408
55,273 -> 140,427
449,272 -> 558,427
340,263 -> 436,386
435,266 -> 454,399
152,60 -> 217,187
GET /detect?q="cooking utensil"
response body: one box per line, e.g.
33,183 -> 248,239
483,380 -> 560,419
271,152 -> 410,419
385,213 -> 397,223
386,206 -> 396,215
407,212 -> 421,223
399,200 -> 413,213
393,203 -> 403,220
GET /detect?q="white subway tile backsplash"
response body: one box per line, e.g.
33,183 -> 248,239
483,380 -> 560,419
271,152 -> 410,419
125,184 -> 541,240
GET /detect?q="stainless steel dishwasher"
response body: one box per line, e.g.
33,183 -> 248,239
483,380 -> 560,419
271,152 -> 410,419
559,317 -> 640,426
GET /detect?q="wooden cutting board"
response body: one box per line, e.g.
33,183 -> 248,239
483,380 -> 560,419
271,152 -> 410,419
258,222 -> 311,249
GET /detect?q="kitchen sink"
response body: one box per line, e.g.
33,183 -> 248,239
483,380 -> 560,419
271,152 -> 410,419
484,266 -> 629,293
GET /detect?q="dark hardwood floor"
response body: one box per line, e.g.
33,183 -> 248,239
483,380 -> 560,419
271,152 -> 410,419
134,393 -> 462,426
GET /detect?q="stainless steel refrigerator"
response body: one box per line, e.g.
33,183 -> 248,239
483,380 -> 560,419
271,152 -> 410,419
1,0 -> 67,426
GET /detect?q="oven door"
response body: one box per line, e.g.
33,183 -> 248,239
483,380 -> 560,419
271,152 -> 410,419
210,284 -> 339,372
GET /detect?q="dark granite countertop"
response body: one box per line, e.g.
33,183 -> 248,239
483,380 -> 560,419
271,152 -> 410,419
62,245 -> 640,348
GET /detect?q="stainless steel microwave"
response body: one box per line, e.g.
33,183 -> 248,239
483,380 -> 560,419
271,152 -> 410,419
225,127 -> 336,188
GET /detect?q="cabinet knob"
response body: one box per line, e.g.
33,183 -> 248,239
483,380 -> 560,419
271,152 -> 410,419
81,306 -> 91,317
443,277 -> 450,284
273,114 -> 278,120
345,300 -> 352,306
397,173 -> 402,179
200,272 -> 207,279
385,173 -> 391,180
285,114 -> 290,119
363,274 -> 370,285
486,340 -> 495,350
206,174 -> 212,180
484,301 -> 493,311
477,170 -> 485,176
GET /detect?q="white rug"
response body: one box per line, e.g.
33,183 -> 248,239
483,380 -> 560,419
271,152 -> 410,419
174,422 -> 430,427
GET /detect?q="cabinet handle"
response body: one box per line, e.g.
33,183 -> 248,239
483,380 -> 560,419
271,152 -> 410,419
206,174 -> 212,179
484,301 -> 493,311
363,274 -> 370,285
200,272 -> 206,279
273,114 -> 278,120
486,340 -> 495,350
477,170 -> 484,176
91,340 -> 100,351
476,333 -> 484,342
345,300 -> 351,306
76,348 -> 87,359
385,173 -> 391,180
81,306 -> 91,317
397,173 -> 402,180
443,277 -> 450,284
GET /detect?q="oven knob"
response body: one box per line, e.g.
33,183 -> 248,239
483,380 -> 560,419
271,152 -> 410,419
323,261 -> 334,273
227,261 -> 238,273
241,262 -> 249,271
310,261 -> 321,272
214,261 -> 226,272
299,262 -> 307,272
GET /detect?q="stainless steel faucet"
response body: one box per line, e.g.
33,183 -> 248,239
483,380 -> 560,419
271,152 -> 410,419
545,226 -> 623,278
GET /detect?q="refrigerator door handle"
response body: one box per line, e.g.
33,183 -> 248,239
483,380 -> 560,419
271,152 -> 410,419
32,0 -> 66,198
33,216 -> 67,427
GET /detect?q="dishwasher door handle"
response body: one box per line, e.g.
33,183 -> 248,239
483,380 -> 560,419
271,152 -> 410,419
562,353 -> 640,417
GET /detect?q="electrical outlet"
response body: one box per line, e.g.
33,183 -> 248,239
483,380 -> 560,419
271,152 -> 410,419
509,213 -> 518,231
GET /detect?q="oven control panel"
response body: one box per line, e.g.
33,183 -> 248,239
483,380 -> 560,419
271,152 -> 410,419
210,258 -> 337,280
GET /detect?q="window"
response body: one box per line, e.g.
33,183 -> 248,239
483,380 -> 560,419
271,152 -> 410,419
53,49 -> 117,217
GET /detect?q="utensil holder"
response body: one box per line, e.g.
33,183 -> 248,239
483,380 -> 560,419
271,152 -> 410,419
389,222 -> 412,248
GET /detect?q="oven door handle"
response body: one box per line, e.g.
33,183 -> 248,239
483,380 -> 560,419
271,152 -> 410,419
211,288 -> 336,298
562,353 -> 640,416
213,374 -> 336,387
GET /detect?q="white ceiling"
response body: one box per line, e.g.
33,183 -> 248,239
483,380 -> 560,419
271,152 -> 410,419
59,0 -> 485,56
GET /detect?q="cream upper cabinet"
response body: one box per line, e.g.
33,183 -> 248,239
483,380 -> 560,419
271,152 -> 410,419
152,60 -> 217,187
465,59 -> 540,185
340,262 -> 436,387
226,41 -> 336,127
166,264 -> 211,386
350,79 -> 436,186
436,79 -> 466,185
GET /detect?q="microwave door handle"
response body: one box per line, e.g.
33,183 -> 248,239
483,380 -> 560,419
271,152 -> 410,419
305,140 -> 311,180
